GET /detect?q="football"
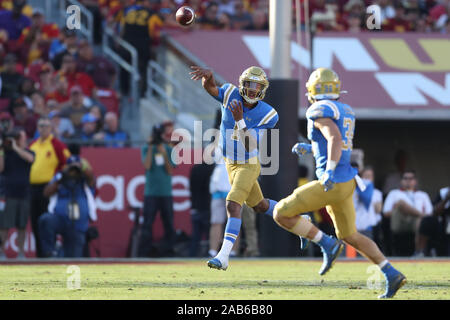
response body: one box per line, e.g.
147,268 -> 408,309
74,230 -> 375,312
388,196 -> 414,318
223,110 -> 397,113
176,6 -> 195,26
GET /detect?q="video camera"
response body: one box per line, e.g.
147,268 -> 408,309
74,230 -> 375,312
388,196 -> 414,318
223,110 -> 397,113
61,156 -> 84,184
0,124 -> 21,149
150,124 -> 164,145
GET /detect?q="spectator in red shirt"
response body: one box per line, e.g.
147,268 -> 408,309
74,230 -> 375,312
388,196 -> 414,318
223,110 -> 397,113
45,75 -> 70,104
18,8 -> 59,45
57,54 -> 96,98
76,41 -> 116,89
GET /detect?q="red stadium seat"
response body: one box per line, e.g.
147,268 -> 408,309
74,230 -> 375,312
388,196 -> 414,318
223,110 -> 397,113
96,88 -> 120,116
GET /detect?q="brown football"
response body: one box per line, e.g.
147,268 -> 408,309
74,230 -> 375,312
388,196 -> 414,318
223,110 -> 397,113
176,6 -> 195,26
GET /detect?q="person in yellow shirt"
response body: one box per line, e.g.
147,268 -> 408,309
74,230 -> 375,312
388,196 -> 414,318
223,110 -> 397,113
28,116 -> 70,257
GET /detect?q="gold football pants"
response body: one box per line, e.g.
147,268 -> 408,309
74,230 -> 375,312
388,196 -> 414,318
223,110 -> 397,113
225,158 -> 264,208
275,179 -> 357,239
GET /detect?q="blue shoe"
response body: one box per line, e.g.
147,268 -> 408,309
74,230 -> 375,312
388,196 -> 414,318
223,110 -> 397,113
207,258 -> 228,271
378,272 -> 407,299
299,215 -> 312,250
318,239 -> 344,276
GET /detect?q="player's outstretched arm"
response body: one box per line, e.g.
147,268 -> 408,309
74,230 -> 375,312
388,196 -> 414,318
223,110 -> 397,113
189,66 -> 219,97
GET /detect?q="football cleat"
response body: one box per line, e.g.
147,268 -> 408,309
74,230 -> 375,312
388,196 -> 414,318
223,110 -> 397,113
318,239 -> 344,276
378,272 -> 407,299
207,258 -> 228,271
299,215 -> 312,250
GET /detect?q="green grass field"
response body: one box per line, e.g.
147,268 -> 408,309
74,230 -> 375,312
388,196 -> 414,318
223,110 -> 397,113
0,259 -> 449,300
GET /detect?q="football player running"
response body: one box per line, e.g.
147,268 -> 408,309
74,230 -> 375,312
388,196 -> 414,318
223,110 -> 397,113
273,68 -> 406,299
190,65 -> 279,271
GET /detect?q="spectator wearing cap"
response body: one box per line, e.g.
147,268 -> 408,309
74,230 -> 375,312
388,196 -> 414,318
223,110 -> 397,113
0,0 -> 31,41
0,54 -> 24,99
94,111 -> 129,148
49,110 -> 75,140
10,96 -> 37,138
59,85 -> 90,133
28,116 -> 70,257
77,113 -> 100,144
77,41 -> 116,89
0,127 -> 34,259
38,154 -> 96,258
57,53 -> 96,98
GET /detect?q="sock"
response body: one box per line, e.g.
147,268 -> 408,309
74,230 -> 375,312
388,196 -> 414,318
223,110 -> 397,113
312,231 -> 335,251
380,261 -> 398,278
263,199 -> 278,217
312,230 -> 323,243
378,260 -> 389,269
216,217 -> 241,261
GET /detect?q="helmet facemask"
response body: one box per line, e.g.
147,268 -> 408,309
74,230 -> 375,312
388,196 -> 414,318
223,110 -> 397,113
241,81 -> 266,104
239,66 -> 269,105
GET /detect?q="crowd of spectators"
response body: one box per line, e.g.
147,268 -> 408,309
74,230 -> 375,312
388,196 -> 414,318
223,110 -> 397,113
95,0 -> 450,34
0,0 -> 127,149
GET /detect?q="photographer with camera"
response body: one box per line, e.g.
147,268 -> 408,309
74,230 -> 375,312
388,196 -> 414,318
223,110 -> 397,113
138,122 -> 177,257
0,121 -> 34,259
38,155 -> 97,258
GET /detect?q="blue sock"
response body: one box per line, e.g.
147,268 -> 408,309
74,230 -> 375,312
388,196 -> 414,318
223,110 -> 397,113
263,199 -> 278,217
381,263 -> 399,278
224,217 -> 242,244
318,233 -> 335,251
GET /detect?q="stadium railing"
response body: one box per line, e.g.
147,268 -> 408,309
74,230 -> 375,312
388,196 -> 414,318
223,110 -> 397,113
102,26 -> 140,114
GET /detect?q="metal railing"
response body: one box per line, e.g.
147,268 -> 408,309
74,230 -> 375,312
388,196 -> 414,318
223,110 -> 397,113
102,26 -> 140,112
147,60 -> 182,116
58,0 -> 94,43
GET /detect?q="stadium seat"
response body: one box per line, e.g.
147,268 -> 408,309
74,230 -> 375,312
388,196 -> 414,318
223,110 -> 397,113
96,88 -> 120,116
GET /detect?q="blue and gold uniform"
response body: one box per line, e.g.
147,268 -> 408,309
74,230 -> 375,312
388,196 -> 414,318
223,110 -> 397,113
276,99 -> 359,239
213,83 -> 278,207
